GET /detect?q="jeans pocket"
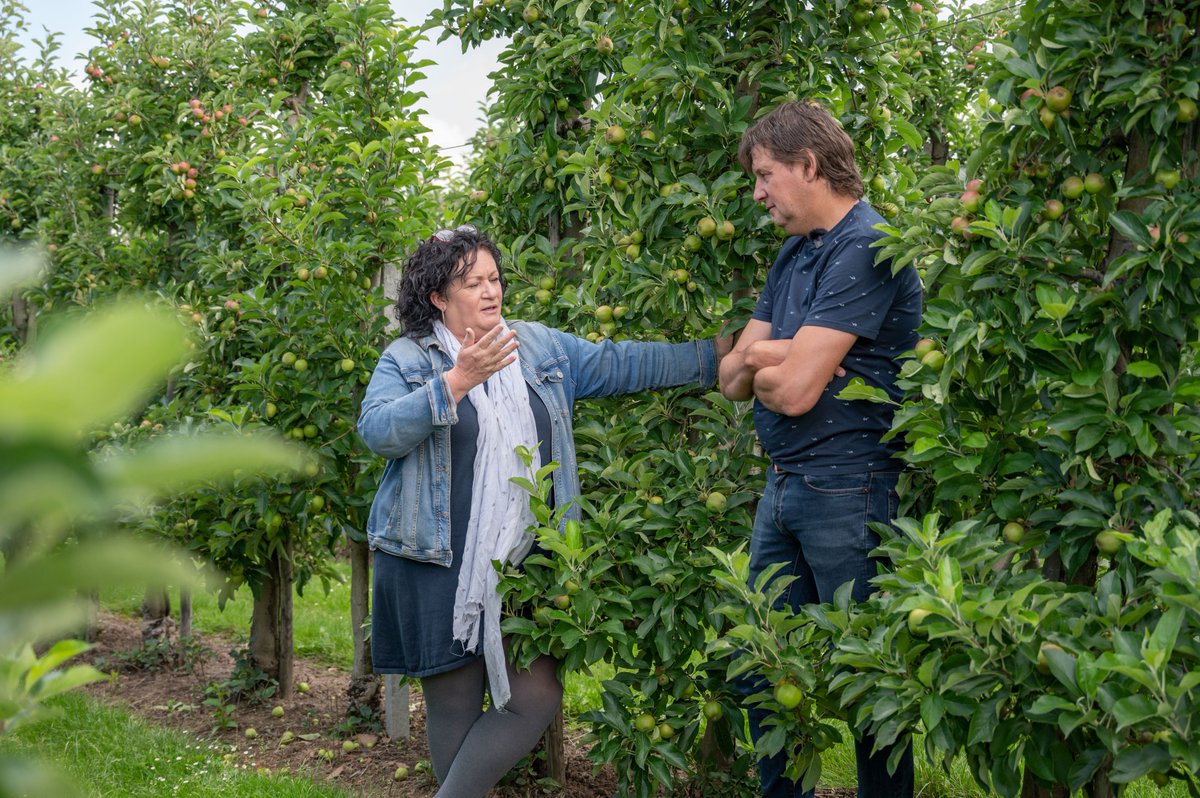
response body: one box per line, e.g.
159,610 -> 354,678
801,473 -> 870,496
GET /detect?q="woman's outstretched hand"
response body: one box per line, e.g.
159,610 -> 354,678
445,325 -> 519,403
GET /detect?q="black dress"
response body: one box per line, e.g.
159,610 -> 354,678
371,384 -> 553,677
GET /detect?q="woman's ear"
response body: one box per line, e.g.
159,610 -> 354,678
430,291 -> 446,313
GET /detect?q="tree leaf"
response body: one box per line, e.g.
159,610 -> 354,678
1125,360 -> 1162,379
836,377 -> 895,404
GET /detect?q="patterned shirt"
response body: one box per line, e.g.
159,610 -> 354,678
751,201 -> 923,474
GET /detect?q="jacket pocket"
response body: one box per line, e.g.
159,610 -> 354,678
392,441 -> 425,552
533,355 -> 567,384
399,366 -> 436,387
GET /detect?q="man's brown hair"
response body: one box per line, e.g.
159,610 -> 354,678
738,101 -> 864,199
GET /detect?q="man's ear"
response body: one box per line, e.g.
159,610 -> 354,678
801,150 -> 819,180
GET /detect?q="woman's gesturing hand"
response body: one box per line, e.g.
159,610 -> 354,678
445,325 -> 519,403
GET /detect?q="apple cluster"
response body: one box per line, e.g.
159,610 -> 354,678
168,159 -> 200,199
84,63 -> 112,84
187,97 -> 244,140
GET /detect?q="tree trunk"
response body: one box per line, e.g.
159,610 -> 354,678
697,714 -> 732,769
11,294 -> 32,345
1101,128 -> 1151,275
249,539 -> 294,696
140,586 -> 172,643
537,709 -> 566,784
179,585 -> 193,639
1021,766 -> 1070,798
927,123 -> 949,166
347,534 -> 380,719
1088,768 -> 1115,798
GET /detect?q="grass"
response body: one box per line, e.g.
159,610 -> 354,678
100,566 -> 356,670
99,564 -> 608,718
0,692 -> 348,798
98,574 -> 1190,797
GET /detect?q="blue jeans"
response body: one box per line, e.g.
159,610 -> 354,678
744,468 -> 913,798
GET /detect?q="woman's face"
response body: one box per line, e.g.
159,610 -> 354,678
432,248 -> 504,340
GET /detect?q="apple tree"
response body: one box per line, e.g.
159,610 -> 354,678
430,0 -> 990,792
2,0 -> 442,705
184,0 -> 442,701
715,0 -> 1200,793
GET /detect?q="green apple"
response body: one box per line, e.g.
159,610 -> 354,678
634,712 -> 656,732
774,681 -> 803,709
1177,97 -> 1198,123
907,607 -> 931,634
920,349 -> 945,370
272,705 -> 284,717
1095,529 -> 1122,555
705,491 -> 727,513
1062,176 -> 1085,199
1044,85 -> 1071,113
1083,172 -> 1105,194
1002,521 -> 1025,544
1156,168 -> 1181,189
1036,642 -> 1062,673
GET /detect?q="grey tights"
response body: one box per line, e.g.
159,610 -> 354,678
421,653 -> 562,798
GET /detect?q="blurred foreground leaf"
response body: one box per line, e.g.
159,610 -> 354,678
101,430 -> 312,505
0,299 -> 191,443
0,248 -> 42,300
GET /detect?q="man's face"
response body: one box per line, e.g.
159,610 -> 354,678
750,146 -> 816,236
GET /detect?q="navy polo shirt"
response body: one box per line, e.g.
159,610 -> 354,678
751,201 -> 922,474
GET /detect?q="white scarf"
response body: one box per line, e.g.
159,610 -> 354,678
434,319 -> 540,710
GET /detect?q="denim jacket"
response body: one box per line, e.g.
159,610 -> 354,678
358,321 -> 718,565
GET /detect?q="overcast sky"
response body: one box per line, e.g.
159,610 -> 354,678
14,1 -> 503,169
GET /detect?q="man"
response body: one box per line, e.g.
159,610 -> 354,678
719,101 -> 922,797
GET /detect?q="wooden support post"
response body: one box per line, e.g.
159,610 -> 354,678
383,674 -> 410,740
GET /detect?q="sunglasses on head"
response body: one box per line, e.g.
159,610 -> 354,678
430,224 -> 477,243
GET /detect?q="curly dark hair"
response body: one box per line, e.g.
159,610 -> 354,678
395,228 -> 506,338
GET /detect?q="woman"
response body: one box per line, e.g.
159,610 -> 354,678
357,225 -> 724,797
